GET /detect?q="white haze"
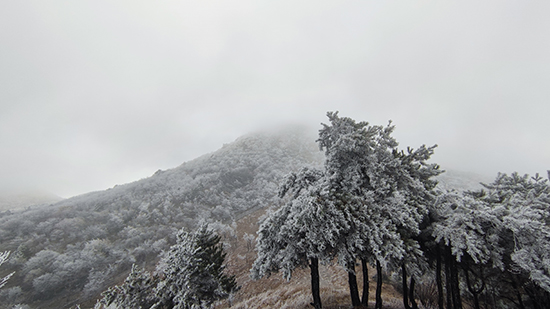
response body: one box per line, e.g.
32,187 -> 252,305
1,1 -> 549,198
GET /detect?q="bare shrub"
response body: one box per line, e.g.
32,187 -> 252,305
414,279 -> 439,309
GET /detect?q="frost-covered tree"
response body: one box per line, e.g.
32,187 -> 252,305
1,251 -> 14,289
253,112 -> 441,309
95,224 -> 236,309
479,172 -> 550,308
428,172 -> 550,309
483,173 -> 550,282
317,112 -> 441,308
251,167 -> 348,309
153,223 -> 236,309
430,190 -> 500,309
97,264 -> 157,309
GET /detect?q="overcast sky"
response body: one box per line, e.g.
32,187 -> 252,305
1,1 -> 549,198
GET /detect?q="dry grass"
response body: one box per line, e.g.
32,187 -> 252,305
214,209 -> 405,309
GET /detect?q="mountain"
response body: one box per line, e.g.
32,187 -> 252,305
0,127 -> 489,309
0,127 -> 323,309
435,169 -> 491,192
0,190 -> 62,212
55,126 -> 323,222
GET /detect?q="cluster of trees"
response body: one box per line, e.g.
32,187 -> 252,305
96,223 -> 236,309
428,172 -> 550,309
252,112 -> 550,309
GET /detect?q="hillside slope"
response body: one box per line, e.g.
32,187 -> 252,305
0,127 -> 322,309
215,208 -> 407,309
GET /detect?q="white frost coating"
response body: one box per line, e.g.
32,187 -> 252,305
0,251 -> 14,289
253,112 -> 442,282
432,172 -> 550,292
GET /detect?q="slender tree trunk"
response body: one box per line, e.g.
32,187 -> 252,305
489,284 -> 497,309
509,274 -> 525,309
375,260 -> 383,309
465,269 -> 480,309
436,246 -> 444,309
464,265 -> 485,309
361,258 -> 369,307
310,257 -> 322,309
348,260 -> 361,307
516,288 -> 525,309
444,246 -> 453,309
409,277 -> 418,309
402,263 -> 411,309
451,266 -> 462,309
543,290 -> 550,309
523,285 -> 540,309
447,246 -> 462,309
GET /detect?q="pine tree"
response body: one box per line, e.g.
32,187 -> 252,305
317,112 -> 441,308
153,223 -> 236,309
96,224 -> 235,309
253,112 -> 441,309
98,264 -> 157,309
251,167 -> 347,309
430,190 -> 499,309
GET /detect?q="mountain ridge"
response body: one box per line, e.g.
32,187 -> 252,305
51,126 -> 323,218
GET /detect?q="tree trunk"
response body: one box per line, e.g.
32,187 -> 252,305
409,277 -> 418,309
464,265 -> 484,309
402,263 -> 411,309
375,260 -> 383,309
436,246 -> 444,309
444,246 -> 453,309
310,257 -> 322,309
523,285 -> 538,309
361,258 -> 369,307
509,274 -> 525,309
465,269 -> 479,309
451,264 -> 462,309
515,288 -> 525,309
447,247 -> 462,309
348,260 -> 361,307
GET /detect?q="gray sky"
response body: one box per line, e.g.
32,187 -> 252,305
1,1 -> 549,198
